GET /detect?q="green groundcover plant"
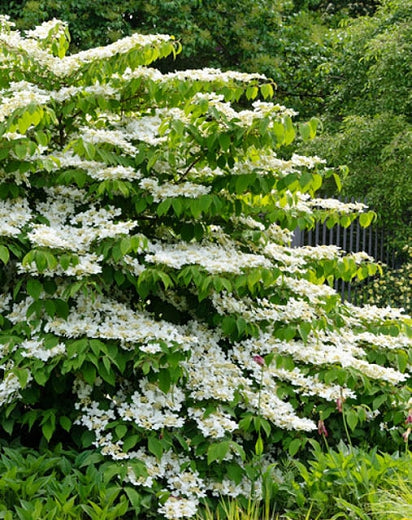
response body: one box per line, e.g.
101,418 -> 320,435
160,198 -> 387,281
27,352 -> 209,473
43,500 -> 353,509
0,17 -> 411,519
355,247 -> 412,315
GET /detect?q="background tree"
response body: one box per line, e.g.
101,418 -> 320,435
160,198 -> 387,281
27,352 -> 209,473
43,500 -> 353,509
302,0 -> 411,254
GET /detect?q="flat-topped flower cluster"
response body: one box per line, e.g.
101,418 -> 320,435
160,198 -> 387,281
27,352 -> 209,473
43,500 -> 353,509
0,17 -> 411,519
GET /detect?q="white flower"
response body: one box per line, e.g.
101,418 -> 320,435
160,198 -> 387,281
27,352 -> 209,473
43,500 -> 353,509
140,178 -> 211,202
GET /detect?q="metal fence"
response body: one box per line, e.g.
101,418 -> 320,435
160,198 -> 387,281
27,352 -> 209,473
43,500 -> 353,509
291,200 -> 400,303
292,223 -> 397,303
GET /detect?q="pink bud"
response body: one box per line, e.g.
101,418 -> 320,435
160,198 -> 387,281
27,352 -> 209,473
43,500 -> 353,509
336,398 -> 343,413
253,355 -> 265,367
402,427 -> 411,442
318,419 -> 328,437
405,413 -> 412,425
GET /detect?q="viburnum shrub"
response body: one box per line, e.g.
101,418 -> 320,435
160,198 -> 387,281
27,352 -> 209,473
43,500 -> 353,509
0,16 -> 411,519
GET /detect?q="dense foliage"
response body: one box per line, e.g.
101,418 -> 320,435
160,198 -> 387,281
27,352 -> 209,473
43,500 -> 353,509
355,247 -> 412,314
303,0 -> 412,252
0,16 -> 411,519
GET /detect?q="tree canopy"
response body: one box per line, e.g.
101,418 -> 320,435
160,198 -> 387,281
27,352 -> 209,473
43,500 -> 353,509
303,0 -> 412,252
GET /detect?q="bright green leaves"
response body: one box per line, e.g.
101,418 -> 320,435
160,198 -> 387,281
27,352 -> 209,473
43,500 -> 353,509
22,249 -> 58,273
207,440 -> 245,465
156,195 -> 223,220
9,105 -> 46,135
245,86 -> 259,100
26,279 -> 43,300
359,211 -> 376,227
260,82 -> 275,100
0,245 -> 10,264
299,117 -> 321,141
137,268 -> 174,299
62,338 -> 132,387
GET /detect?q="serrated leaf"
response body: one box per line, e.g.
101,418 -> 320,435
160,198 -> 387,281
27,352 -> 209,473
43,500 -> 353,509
123,434 -> 140,452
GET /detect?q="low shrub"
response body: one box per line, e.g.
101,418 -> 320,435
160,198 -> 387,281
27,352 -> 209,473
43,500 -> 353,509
355,247 -> 412,315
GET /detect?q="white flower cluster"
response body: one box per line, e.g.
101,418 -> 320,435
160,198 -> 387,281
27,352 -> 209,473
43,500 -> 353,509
0,198 -> 32,237
124,114 -> 167,146
276,191 -> 367,215
233,344 -> 355,401
41,293 -> 195,350
80,128 -> 138,155
0,371 -> 33,407
146,241 -> 272,273
212,292 -> 319,323
192,93 -> 298,129
0,22 -> 174,77
117,379 -> 185,430
238,330 -> 408,385
0,83 -> 50,122
24,18 -> 67,41
52,151 -> 141,181
140,178 -> 211,202
18,338 -> 66,361
167,68 -> 266,83
158,497 -> 199,519
26,203 -> 137,255
308,198 -> 367,213
18,253 -> 103,278
188,407 -> 238,438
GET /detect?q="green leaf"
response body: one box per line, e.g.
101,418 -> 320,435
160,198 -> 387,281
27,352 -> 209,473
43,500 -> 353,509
158,369 -> 171,393
246,86 -> 258,100
298,322 -> 311,342
123,434 -> 140,452
115,424 -> 128,439
207,441 -> 230,464
255,436 -> 264,456
346,409 -> 359,431
81,430 -> 95,448
226,463 -> 244,485
41,416 -> 56,442
260,83 -> 274,100
0,245 -> 10,264
82,363 -> 96,385
27,279 -> 43,300
299,123 -> 311,141
219,133 -> 231,151
148,436 -> 164,459
288,438 -> 301,456
12,367 -> 30,389
60,416 -> 72,432
14,142 -> 27,159
124,487 -> 142,511
359,212 -> 374,227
